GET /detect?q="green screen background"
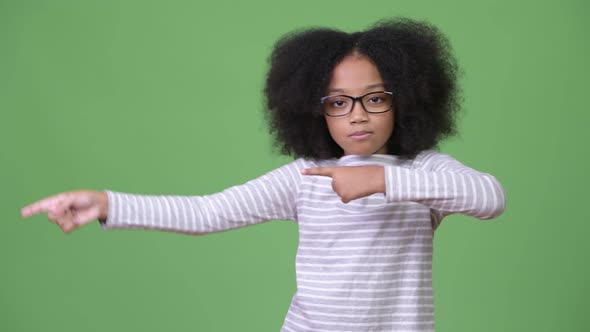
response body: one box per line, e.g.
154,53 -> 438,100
2,1 -> 588,331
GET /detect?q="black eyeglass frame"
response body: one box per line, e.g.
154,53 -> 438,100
319,91 -> 394,117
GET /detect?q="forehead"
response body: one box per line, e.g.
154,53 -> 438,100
328,55 -> 384,92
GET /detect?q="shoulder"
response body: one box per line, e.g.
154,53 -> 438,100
295,157 -> 338,168
266,157 -> 337,180
409,149 -> 462,171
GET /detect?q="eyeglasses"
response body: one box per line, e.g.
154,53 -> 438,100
320,91 -> 393,117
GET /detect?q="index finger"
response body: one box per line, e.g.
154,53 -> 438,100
21,193 -> 68,218
301,167 -> 336,177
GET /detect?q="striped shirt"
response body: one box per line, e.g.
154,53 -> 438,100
101,150 -> 506,331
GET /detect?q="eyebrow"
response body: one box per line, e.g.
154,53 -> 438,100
327,83 -> 386,94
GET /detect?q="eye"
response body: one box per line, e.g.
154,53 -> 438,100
325,97 -> 349,108
367,96 -> 383,104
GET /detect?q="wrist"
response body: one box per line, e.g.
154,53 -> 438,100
378,166 -> 385,194
375,166 -> 386,194
98,191 -> 109,221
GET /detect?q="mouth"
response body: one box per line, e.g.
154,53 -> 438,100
348,131 -> 373,140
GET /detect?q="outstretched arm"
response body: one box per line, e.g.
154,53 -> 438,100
22,159 -> 306,234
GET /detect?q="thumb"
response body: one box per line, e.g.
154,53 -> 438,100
302,167 -> 336,177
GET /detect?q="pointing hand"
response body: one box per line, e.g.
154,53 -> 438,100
302,166 -> 385,203
21,190 -> 108,234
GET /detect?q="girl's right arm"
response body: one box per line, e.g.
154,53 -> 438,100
21,159 -> 306,234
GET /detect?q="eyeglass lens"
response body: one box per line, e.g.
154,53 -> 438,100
323,92 -> 392,116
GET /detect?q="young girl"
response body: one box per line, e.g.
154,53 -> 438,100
21,18 -> 505,332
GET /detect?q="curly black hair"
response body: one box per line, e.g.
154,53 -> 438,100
264,18 -> 460,159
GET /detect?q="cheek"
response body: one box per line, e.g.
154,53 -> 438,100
325,117 -> 342,139
377,113 -> 395,138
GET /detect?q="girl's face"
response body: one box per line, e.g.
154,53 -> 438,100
324,54 -> 394,156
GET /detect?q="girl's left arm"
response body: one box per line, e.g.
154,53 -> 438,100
384,151 -> 506,220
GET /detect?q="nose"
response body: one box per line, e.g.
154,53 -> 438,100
349,99 -> 368,124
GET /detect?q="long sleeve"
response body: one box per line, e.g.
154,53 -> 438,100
100,159 -> 307,234
384,150 -> 506,220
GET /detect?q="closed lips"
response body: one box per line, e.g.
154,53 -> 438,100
349,131 -> 372,137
